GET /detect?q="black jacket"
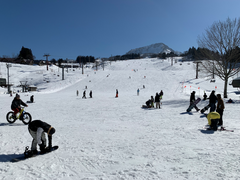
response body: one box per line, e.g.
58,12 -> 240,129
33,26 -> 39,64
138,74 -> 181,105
11,98 -> 27,109
209,93 -> 217,104
29,120 -> 51,133
190,93 -> 196,102
155,94 -> 160,102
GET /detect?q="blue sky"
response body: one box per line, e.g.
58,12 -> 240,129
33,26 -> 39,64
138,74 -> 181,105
0,0 -> 239,60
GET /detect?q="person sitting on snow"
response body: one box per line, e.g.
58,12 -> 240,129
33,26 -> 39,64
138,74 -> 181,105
28,120 -> 56,155
207,112 -> 220,131
11,94 -> 28,120
30,95 -> 34,103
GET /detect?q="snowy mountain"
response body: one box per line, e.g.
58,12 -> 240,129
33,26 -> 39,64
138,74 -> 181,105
126,43 -> 178,55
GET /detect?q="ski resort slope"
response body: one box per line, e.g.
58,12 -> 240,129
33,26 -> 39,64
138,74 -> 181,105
0,58 -> 240,180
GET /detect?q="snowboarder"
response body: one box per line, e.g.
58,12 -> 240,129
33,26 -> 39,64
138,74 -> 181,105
155,93 -> 160,109
30,95 -> 34,103
82,90 -> 86,99
115,89 -> 118,98
216,94 -> 225,126
145,99 -> 152,108
137,89 -> 140,96
189,91 -> 200,111
89,90 -> 92,98
11,94 -> 28,120
28,120 -> 56,154
159,90 -> 163,99
207,112 -> 220,131
209,90 -> 217,112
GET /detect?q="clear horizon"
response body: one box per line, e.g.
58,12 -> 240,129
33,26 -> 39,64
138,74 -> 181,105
0,0 -> 239,60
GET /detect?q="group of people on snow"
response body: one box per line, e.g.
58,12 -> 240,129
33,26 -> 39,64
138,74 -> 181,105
189,90 -> 225,131
10,94 -> 56,156
145,90 -> 163,108
77,90 -> 93,98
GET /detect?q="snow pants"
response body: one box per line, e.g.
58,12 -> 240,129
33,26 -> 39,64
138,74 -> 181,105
209,103 -> 216,112
210,119 -> 219,131
216,109 -> 223,126
156,102 -> 160,108
28,128 -> 46,151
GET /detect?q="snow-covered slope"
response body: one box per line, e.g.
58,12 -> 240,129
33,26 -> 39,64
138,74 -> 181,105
126,43 -> 177,55
0,59 -> 240,179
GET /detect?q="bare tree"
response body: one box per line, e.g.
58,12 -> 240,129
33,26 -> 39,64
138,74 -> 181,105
197,17 -> 240,98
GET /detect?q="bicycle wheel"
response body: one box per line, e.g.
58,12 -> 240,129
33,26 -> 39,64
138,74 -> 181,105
6,111 -> 17,124
22,112 -> 32,125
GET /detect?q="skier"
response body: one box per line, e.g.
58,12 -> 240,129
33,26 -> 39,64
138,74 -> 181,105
137,89 -> 140,96
115,89 -> 118,98
28,120 -> 56,154
82,90 -> 86,99
207,112 -> 220,131
209,90 -> 217,112
216,94 -> 225,126
189,91 -> 200,111
155,93 -> 160,109
76,90 -> 79,96
11,94 -> 28,120
89,90 -> 92,98
30,95 -> 34,103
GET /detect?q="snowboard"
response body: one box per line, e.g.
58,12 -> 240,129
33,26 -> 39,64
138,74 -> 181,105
11,146 -> 58,163
141,105 -> 155,109
200,104 -> 210,113
186,98 -> 201,112
203,126 -> 234,132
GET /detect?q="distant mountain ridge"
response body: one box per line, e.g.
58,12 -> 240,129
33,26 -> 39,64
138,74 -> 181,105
126,43 -> 178,55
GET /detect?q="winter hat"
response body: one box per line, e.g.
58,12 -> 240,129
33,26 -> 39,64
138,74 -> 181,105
16,94 -> 20,98
48,127 -> 56,135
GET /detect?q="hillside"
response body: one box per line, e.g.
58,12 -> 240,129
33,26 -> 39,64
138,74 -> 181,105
0,58 -> 240,179
126,43 -> 178,55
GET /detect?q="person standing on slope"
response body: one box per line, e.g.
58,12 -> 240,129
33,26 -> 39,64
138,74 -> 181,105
189,91 -> 200,112
155,93 -> 160,109
209,90 -> 217,112
115,89 -> 118,98
28,120 -> 56,154
82,90 -> 86,99
216,94 -> 225,126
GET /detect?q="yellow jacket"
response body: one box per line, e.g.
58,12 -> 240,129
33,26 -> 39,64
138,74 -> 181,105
207,112 -> 220,125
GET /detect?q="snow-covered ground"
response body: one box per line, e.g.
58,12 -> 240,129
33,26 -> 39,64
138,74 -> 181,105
0,58 -> 240,180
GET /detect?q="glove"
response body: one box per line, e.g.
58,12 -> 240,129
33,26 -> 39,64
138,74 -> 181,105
39,143 -> 46,153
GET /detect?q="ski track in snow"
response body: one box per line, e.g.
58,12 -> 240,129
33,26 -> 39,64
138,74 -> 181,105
0,59 -> 240,179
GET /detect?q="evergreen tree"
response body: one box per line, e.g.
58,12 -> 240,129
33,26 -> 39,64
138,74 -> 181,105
18,46 -> 34,60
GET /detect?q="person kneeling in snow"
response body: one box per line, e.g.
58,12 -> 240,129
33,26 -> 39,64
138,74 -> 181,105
207,112 -> 220,131
28,120 -> 56,154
